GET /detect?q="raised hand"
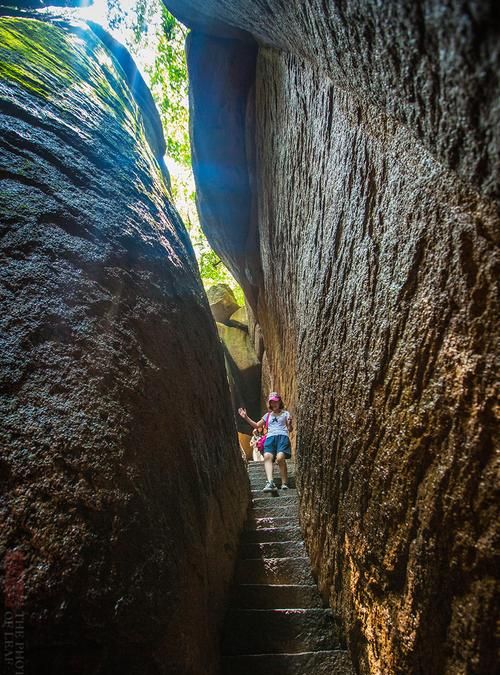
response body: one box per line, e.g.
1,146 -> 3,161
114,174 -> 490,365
238,407 -> 247,418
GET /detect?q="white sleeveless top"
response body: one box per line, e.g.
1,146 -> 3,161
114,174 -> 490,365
264,410 -> 291,438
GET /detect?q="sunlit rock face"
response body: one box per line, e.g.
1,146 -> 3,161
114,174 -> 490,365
207,285 -> 261,432
0,14 -> 247,675
166,1 -> 499,673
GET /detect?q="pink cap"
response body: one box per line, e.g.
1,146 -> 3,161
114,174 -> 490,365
268,392 -> 281,401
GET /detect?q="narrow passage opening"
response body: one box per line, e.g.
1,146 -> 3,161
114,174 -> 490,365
77,0 -> 245,305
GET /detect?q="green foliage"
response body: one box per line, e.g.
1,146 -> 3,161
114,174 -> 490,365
198,249 -> 226,284
105,0 -> 126,31
145,6 -> 190,166
191,232 -> 244,305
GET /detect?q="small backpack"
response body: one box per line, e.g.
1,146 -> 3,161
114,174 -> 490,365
256,413 -> 271,453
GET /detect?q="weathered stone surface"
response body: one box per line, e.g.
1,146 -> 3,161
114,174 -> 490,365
228,304 -> 248,330
0,15 -> 247,675
222,650 -> 354,675
229,581 -> 320,610
216,322 -> 259,374
223,608 -> 344,654
206,282 -> 239,323
256,48 -> 499,675
166,1 -> 499,673
216,321 -> 261,431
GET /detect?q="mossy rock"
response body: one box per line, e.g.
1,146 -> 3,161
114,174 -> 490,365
207,283 -> 240,323
228,305 -> 248,330
216,322 -> 260,373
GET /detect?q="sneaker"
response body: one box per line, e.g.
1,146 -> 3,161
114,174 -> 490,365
281,483 -> 289,490
263,481 -> 274,492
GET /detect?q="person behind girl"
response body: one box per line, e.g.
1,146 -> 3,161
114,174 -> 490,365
238,392 -> 293,491
250,428 -> 265,462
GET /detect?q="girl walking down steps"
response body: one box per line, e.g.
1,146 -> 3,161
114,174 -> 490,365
238,392 -> 293,492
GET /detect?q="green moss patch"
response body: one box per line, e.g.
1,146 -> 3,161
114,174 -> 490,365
0,17 -> 135,119
0,17 -> 76,98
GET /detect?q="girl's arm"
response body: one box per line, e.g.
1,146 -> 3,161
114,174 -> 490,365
238,407 -> 265,430
286,413 -> 293,432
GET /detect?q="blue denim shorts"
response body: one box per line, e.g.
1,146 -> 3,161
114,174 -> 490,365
263,434 -> 291,459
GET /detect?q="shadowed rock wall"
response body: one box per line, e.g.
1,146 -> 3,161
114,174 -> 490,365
0,14 -> 247,675
165,1 -> 499,673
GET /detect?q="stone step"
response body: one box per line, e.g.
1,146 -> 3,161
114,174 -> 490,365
244,516 -> 297,530
251,487 -> 298,497
229,583 -> 324,609
241,526 -> 302,544
239,539 -> 306,559
247,465 -> 295,473
222,608 -> 344,655
249,473 -> 295,480
222,649 -> 354,675
248,463 -> 296,470
248,478 -> 296,489
249,479 -> 297,491
234,557 -> 314,585
248,461 -> 296,467
250,502 -> 299,517
247,462 -> 295,476
251,494 -> 299,506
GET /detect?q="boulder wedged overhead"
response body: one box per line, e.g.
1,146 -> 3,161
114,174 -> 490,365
170,0 -> 499,199
166,1 -> 499,672
186,30 -> 261,307
0,14 -> 247,675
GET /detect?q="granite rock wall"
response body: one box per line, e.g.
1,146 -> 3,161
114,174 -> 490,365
255,48 -> 498,675
166,1 -> 499,672
0,14 -> 247,675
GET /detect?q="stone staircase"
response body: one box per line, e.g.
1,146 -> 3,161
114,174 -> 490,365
221,460 -> 354,674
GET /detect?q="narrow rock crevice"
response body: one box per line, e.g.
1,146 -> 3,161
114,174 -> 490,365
222,461 -> 355,674
166,1 -> 499,672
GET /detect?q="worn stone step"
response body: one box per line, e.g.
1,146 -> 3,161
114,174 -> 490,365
234,557 -> 314,585
248,468 -> 296,477
249,479 -> 297,492
222,649 -> 354,675
239,539 -> 305,559
251,487 -> 298,496
229,583 -> 324,609
248,461 -> 296,467
251,494 -> 299,506
249,484 -> 298,495
249,470 -> 297,477
247,466 -> 295,475
248,463 -> 295,470
250,503 -> 299,517
241,526 -> 302,543
247,471 -> 297,477
222,609 -> 344,655
244,516 -> 297,530
248,480 -> 297,492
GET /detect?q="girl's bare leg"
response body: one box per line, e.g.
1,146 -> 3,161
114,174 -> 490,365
276,453 -> 288,485
263,452 -> 274,481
